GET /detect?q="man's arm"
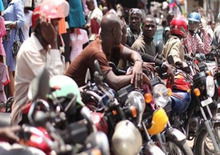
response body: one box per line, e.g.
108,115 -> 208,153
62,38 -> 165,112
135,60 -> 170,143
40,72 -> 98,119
141,52 -> 163,65
196,32 -> 212,54
119,45 -> 143,87
120,45 -> 142,62
105,70 -> 132,90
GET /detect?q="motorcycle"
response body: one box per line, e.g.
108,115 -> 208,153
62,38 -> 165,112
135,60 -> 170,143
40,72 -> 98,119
192,67 -> 220,155
80,60 -> 166,155
23,68 -> 110,155
166,54 -> 220,155
144,64 -> 193,155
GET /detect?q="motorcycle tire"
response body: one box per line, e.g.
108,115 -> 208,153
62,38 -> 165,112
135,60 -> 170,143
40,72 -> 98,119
166,137 -> 193,155
194,122 -> 220,155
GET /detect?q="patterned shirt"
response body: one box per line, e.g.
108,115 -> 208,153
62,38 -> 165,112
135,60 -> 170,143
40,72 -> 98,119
183,31 -> 212,55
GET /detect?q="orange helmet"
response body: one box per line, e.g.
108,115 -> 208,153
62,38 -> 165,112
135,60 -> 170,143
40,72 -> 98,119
170,16 -> 188,37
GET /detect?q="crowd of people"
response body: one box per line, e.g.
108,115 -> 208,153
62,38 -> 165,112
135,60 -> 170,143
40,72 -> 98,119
0,0 -> 218,131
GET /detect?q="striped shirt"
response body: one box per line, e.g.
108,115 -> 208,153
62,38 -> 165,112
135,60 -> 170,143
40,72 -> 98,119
183,31 -> 212,55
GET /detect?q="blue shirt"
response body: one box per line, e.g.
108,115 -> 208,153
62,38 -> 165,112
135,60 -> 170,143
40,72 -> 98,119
68,0 -> 86,28
3,0 -> 24,71
0,0 -> 4,11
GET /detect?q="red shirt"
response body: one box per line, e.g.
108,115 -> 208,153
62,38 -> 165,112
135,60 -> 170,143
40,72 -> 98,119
65,38 -> 112,86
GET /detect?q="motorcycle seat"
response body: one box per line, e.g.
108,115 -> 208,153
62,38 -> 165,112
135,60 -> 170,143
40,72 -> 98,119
0,113 -> 11,127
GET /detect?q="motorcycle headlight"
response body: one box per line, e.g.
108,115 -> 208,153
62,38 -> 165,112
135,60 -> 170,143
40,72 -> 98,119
206,75 -> 215,97
153,84 -> 169,108
125,91 -> 146,126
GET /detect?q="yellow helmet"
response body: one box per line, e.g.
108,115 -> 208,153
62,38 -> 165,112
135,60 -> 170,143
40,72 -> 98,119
147,108 -> 169,136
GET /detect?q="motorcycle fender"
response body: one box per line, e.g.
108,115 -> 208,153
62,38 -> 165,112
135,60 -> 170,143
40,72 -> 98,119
144,143 -> 165,155
166,128 -> 186,142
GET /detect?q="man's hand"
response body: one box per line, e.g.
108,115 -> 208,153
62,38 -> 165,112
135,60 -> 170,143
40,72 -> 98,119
142,62 -> 154,71
85,23 -> 91,29
40,20 -> 58,49
162,62 -> 175,83
131,60 -> 143,88
142,73 -> 151,89
0,126 -> 21,143
199,23 -> 205,33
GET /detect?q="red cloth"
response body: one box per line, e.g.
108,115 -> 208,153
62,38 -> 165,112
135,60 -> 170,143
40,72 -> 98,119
90,18 -> 100,34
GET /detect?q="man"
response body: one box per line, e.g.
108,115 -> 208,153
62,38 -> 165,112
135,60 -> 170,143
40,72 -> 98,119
11,1 -> 68,124
132,15 -> 163,64
3,0 -> 25,97
213,24 -> 220,49
66,13 -> 144,90
126,8 -> 143,47
184,12 -> 212,55
162,16 -> 188,66
86,0 -> 103,40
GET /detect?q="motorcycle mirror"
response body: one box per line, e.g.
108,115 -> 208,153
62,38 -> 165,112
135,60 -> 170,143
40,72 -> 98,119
94,60 -> 103,76
85,68 -> 91,84
94,71 -> 104,84
86,132 -> 110,155
93,60 -> 104,84
27,68 -> 50,101
34,111 -> 50,126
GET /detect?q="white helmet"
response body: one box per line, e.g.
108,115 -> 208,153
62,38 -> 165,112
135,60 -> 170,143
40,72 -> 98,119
111,120 -> 142,155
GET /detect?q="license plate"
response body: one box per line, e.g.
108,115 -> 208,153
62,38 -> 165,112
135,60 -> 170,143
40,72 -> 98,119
201,97 -> 213,107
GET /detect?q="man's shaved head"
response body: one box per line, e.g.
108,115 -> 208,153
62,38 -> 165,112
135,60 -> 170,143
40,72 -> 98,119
143,15 -> 156,24
101,13 -> 121,33
100,13 -> 123,51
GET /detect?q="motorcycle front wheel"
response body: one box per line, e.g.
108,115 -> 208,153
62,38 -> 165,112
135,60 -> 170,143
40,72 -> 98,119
166,137 -> 193,155
194,122 -> 220,155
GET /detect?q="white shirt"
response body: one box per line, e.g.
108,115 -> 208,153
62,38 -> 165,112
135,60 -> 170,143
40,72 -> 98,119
87,7 -> 103,24
87,7 -> 103,40
11,33 -> 64,124
70,29 -> 88,61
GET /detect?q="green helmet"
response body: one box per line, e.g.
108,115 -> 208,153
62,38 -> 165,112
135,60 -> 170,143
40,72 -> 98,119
49,75 -> 84,106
